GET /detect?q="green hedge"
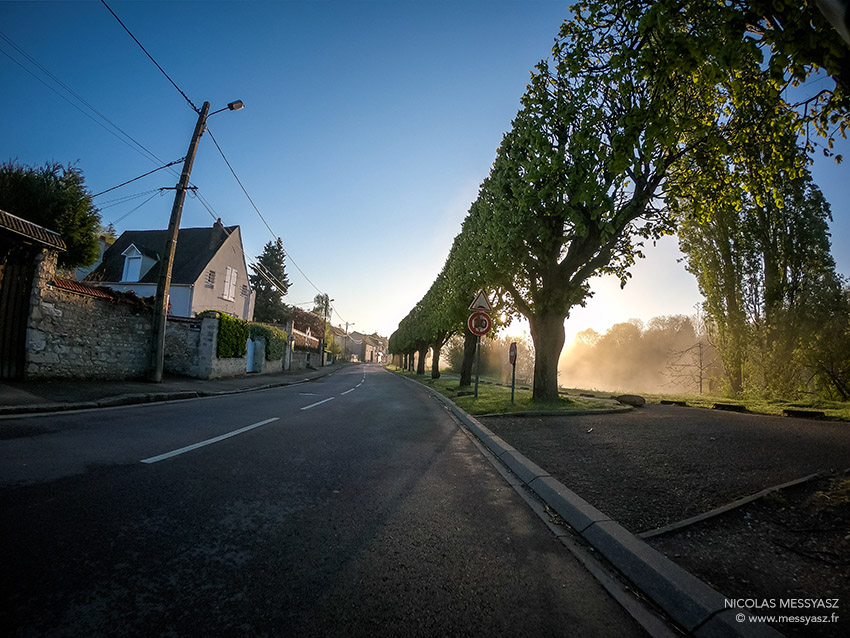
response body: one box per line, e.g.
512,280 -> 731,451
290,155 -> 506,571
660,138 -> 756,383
250,323 -> 288,361
216,312 -> 250,358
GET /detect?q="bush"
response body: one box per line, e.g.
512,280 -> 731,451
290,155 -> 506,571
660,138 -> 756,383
250,323 -> 288,360
216,312 -> 250,358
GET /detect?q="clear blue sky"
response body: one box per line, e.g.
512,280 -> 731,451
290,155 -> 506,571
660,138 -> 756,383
3,1 -> 848,341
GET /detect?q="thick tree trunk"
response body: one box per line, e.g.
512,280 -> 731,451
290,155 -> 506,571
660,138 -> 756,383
459,330 -> 477,387
416,345 -> 427,375
431,342 -> 442,379
528,312 -> 566,402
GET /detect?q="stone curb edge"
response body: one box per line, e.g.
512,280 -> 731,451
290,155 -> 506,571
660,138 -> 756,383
418,382 -> 783,638
0,367 -> 342,417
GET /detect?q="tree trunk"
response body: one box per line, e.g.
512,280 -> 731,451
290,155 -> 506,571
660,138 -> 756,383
459,330 -> 477,386
416,345 -> 427,375
528,312 -> 566,402
431,342 -> 441,379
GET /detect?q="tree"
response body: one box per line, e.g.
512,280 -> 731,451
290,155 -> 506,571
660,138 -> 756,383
312,293 -> 331,319
677,153 -> 843,396
0,160 -> 101,268
462,2 -> 729,400
249,238 -> 291,324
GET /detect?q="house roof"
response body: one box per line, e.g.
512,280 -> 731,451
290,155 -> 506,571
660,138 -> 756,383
86,223 -> 237,285
0,209 -> 67,252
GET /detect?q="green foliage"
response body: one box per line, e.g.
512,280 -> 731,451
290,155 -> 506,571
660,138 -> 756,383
216,312 -> 250,358
249,323 -> 288,361
677,157 -> 847,399
249,238 -> 291,324
390,0 -> 849,405
0,160 -> 102,268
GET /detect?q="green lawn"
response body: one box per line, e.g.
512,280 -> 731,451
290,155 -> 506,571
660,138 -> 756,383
642,392 -> 850,421
389,366 -> 850,421
387,366 -> 619,416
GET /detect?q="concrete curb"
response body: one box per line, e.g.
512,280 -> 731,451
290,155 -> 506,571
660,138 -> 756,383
0,366 -> 343,417
422,385 -> 783,638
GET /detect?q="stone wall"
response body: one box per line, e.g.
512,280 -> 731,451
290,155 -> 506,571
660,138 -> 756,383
25,251 -> 152,380
163,316 -> 206,378
23,252 -> 290,380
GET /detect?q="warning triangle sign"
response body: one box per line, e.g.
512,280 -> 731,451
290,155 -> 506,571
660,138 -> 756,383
468,290 -> 492,312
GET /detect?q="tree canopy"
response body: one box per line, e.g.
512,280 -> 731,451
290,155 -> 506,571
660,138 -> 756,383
389,0 -> 848,402
0,160 -> 102,268
249,238 -> 291,324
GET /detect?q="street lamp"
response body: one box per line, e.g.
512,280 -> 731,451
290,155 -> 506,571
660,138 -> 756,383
149,99 -> 244,382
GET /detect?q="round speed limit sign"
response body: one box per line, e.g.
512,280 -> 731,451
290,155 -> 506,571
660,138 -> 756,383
467,311 -> 492,336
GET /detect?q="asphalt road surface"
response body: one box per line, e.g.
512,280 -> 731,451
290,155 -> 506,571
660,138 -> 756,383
0,365 -> 646,637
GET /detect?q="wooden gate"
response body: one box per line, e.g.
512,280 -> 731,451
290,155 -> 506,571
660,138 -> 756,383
0,253 -> 36,380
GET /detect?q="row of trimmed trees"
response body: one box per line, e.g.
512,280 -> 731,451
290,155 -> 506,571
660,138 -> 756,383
389,0 -> 849,401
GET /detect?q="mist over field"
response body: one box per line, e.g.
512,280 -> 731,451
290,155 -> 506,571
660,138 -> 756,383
557,315 -> 719,395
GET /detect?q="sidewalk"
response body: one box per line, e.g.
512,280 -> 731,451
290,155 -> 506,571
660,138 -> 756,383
0,364 -> 347,416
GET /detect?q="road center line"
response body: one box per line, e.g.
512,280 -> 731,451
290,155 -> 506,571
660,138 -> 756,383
140,417 -> 280,464
300,397 -> 335,411
340,388 -> 355,396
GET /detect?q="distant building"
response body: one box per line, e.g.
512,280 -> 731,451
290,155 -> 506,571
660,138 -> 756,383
347,331 -> 387,363
85,220 -> 254,320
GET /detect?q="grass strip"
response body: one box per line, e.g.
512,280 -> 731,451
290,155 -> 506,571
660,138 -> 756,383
388,367 -> 616,416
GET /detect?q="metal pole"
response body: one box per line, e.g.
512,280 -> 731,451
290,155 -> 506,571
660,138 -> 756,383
149,101 -> 210,382
474,335 -> 481,399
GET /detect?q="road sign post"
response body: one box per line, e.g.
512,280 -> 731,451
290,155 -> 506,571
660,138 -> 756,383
468,292 -> 493,399
509,342 -> 517,404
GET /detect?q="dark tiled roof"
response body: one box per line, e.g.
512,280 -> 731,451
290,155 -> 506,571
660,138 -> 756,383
86,224 -> 237,285
0,209 -> 67,251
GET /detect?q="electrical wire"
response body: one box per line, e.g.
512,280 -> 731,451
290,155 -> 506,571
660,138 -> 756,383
97,189 -> 163,209
100,0 -> 198,113
110,191 -> 162,226
93,159 -> 184,197
204,127 -> 339,319
0,35 -> 170,169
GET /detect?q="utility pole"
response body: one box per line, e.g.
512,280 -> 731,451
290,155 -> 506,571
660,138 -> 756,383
147,99 -> 243,382
149,101 -> 210,383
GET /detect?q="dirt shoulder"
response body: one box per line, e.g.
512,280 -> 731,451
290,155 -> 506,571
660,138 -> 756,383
482,404 -> 850,638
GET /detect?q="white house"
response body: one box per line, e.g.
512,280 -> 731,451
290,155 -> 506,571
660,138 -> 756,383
85,219 -> 255,320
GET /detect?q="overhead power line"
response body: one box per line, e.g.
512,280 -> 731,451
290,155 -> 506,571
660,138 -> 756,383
100,0 -> 198,112
0,32 -> 172,170
204,127 -> 342,322
93,158 -> 184,197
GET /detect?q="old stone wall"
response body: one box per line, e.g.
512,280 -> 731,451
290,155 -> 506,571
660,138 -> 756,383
26,252 -> 152,380
163,316 -> 204,378
23,252 -> 290,380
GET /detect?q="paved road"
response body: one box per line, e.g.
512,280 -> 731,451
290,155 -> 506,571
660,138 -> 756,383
0,365 -> 646,637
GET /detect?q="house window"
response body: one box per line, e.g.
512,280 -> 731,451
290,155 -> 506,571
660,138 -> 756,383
223,266 -> 238,301
206,270 -> 216,287
121,245 -> 143,282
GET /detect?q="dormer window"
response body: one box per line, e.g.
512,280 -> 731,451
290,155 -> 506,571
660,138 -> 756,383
121,244 -> 143,282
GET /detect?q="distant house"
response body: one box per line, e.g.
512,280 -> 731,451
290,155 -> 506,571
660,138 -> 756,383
85,219 -> 255,320
348,331 -> 387,363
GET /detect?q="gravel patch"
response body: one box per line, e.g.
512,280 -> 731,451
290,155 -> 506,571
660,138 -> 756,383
482,404 -> 850,637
